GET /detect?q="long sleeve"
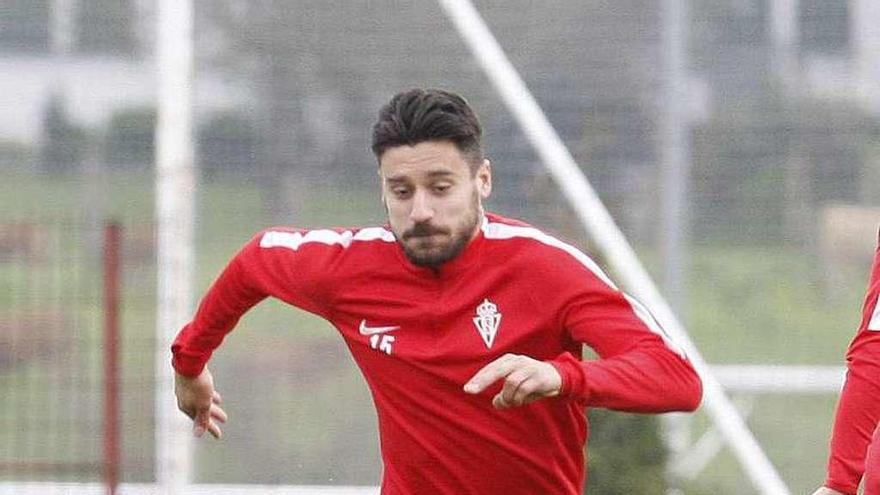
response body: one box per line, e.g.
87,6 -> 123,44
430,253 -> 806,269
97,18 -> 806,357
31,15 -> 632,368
171,244 -> 265,377
825,242 -> 880,494
542,249 -> 702,413
171,228 -> 339,377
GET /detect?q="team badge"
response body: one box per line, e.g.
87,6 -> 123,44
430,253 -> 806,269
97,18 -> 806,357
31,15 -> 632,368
472,299 -> 502,348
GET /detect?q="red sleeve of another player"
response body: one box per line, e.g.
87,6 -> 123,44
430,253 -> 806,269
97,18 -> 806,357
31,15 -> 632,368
171,229 -> 336,377
546,255 -> 702,413
825,244 -> 880,495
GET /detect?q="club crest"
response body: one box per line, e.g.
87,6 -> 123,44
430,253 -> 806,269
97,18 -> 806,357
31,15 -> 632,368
472,298 -> 501,348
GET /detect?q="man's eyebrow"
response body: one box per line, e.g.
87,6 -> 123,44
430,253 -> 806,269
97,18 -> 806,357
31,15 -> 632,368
384,170 -> 456,182
426,170 -> 455,178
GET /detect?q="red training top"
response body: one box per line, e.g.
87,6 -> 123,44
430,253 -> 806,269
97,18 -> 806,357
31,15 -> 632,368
172,213 -> 703,494
825,230 -> 880,494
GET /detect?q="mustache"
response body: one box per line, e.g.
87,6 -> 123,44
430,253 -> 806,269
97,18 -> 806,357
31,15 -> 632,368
403,224 -> 448,240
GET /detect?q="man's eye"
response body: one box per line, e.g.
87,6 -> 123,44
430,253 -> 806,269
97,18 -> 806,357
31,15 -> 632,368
392,188 -> 411,197
433,184 -> 451,193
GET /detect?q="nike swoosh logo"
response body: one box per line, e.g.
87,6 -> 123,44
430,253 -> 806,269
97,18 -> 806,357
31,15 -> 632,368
359,320 -> 401,336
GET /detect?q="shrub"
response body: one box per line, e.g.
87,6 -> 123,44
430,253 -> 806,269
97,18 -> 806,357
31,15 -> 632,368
586,410 -> 667,494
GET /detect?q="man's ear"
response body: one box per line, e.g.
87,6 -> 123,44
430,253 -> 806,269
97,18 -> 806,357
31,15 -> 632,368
477,159 -> 492,199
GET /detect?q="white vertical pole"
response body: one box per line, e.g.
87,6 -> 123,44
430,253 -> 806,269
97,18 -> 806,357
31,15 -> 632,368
659,0 -> 690,330
155,0 -> 195,491
49,0 -> 75,57
659,0 -> 693,478
851,0 -> 880,203
769,0 -> 799,93
851,0 -> 880,110
437,0 -> 791,493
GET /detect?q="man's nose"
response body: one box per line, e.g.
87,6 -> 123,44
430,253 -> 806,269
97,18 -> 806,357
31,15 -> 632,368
409,190 -> 434,223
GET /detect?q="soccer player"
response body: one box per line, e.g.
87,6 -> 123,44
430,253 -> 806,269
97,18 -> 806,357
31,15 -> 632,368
172,88 -> 703,494
814,232 -> 880,495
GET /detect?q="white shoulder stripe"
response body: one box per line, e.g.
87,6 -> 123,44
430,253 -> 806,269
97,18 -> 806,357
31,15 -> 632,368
869,293 -> 880,331
353,227 -> 397,242
482,221 -> 617,289
623,294 -> 687,357
259,227 -> 394,251
482,220 -> 685,357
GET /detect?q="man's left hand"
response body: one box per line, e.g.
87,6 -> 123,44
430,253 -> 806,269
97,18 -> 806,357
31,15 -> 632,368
464,354 -> 562,409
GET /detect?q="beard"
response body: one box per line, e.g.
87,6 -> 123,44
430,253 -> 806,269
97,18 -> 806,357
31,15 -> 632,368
395,191 -> 482,268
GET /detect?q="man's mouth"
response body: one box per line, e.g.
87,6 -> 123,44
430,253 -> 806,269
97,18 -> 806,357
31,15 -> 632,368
404,227 -> 448,240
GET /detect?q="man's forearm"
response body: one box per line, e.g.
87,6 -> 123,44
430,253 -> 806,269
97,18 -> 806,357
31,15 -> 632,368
550,348 -> 702,412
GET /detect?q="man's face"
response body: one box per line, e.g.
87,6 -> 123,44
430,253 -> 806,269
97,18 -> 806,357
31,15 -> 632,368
379,140 -> 492,268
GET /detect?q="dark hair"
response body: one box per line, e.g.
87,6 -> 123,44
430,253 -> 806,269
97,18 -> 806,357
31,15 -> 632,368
371,88 -> 483,170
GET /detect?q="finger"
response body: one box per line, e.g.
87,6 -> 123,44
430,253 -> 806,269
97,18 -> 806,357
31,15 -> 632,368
212,390 -> 223,404
193,408 -> 211,437
513,377 -> 546,406
464,355 -> 521,394
499,369 -> 531,406
210,404 -> 228,423
497,376 -> 540,409
492,393 -> 510,409
206,419 -> 223,439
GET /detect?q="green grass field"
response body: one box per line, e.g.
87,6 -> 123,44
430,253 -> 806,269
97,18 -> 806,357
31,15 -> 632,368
0,169 -> 868,493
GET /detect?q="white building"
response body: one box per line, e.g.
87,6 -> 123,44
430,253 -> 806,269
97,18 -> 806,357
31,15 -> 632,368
0,0 -> 251,144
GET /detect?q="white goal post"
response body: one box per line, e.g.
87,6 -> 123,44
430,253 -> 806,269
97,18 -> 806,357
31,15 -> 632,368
155,0 -> 196,491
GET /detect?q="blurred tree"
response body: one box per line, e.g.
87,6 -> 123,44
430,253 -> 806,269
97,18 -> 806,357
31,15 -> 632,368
197,110 -> 261,180
0,141 -> 36,169
0,0 -> 50,53
860,140 -> 880,206
691,85 -> 879,246
104,107 -> 155,168
40,93 -> 86,173
76,0 -> 134,55
799,0 -> 849,55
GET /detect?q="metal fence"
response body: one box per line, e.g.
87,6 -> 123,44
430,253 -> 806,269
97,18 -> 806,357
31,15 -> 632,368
0,219 -> 153,485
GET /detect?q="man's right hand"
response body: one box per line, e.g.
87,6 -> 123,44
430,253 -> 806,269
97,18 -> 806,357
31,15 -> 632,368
175,367 -> 228,439
811,487 -> 846,495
